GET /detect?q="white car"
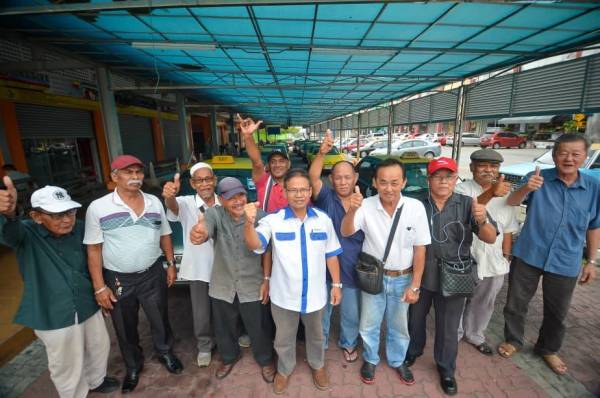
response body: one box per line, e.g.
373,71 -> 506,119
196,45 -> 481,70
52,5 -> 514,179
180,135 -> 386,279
446,133 -> 480,146
371,139 -> 441,159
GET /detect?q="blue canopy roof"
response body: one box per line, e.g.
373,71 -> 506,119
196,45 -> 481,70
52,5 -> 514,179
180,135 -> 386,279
1,1 -> 599,125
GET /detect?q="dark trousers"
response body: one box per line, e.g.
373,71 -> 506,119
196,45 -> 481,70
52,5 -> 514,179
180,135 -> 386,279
503,257 -> 577,355
189,281 -> 213,352
104,261 -> 174,371
408,288 -> 466,377
212,296 -> 274,366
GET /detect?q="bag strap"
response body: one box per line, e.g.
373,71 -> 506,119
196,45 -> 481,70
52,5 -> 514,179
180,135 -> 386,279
262,174 -> 274,212
382,205 -> 404,264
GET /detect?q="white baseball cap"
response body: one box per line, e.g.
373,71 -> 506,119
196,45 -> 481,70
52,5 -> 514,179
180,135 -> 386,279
30,186 -> 82,213
189,162 -> 213,177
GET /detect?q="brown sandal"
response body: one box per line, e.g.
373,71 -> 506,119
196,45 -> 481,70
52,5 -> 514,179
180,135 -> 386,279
342,347 -> 358,363
497,342 -> 517,358
542,354 -> 568,375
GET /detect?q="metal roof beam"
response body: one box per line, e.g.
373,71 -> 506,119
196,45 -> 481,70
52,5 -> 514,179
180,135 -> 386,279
0,59 -> 92,73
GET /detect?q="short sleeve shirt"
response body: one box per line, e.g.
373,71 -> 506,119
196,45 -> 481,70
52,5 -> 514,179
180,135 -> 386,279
83,190 -> 171,273
204,206 -> 265,303
314,184 -> 364,288
353,195 -> 431,271
166,194 -> 220,282
455,180 -> 519,279
254,207 -> 342,313
513,168 -> 600,277
255,172 -> 288,212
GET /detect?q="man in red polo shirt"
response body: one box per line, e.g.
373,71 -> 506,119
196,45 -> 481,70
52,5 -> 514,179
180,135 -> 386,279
238,114 -> 290,212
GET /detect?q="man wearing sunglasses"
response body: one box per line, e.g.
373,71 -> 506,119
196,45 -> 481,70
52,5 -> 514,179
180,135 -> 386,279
163,162 -> 219,368
0,180 -> 118,397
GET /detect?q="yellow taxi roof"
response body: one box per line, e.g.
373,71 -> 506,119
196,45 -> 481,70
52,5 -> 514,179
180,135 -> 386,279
206,155 -> 253,170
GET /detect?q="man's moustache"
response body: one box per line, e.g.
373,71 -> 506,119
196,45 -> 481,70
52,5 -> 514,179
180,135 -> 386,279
127,180 -> 143,186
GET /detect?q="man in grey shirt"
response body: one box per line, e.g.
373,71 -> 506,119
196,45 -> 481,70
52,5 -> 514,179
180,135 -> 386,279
190,177 -> 275,383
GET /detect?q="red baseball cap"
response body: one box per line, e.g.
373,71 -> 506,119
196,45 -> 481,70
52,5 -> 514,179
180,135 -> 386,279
111,155 -> 144,171
427,157 -> 458,175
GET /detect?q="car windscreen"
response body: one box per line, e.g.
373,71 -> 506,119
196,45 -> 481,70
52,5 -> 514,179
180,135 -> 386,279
213,169 -> 257,202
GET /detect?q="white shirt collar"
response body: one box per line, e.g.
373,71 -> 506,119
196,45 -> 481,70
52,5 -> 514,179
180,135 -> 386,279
375,194 -> 406,212
194,194 -> 220,210
112,188 -> 151,207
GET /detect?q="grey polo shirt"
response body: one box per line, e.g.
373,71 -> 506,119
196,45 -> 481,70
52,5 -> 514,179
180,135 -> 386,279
420,193 -> 497,292
204,206 -> 265,304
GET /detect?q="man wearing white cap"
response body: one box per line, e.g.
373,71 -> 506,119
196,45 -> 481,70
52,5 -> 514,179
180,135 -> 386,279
0,179 -> 118,398
162,162 -> 219,367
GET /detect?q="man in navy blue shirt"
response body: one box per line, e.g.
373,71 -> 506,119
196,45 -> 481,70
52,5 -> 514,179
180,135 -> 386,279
309,130 -> 364,363
499,134 -> 599,375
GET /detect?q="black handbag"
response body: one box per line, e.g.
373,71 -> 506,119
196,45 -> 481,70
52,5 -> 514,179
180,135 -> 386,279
439,257 -> 477,298
355,205 -> 403,295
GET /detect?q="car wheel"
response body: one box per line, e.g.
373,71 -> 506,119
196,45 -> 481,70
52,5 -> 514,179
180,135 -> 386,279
424,151 -> 435,159
493,143 -> 500,149
360,151 -> 367,157
518,142 -> 526,149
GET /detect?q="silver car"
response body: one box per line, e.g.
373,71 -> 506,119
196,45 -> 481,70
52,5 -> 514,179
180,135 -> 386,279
446,133 -> 480,146
371,139 -> 441,159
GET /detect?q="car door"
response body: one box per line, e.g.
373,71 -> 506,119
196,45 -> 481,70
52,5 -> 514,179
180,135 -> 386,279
357,158 -> 377,196
394,141 -> 414,155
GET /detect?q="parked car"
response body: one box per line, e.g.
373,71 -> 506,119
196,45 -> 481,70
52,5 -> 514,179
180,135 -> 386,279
352,139 -> 389,157
306,146 -> 347,171
446,133 -> 480,146
372,139 -> 441,159
480,132 -> 527,149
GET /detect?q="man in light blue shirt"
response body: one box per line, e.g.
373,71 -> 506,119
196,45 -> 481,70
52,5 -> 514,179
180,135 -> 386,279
499,134 -> 599,376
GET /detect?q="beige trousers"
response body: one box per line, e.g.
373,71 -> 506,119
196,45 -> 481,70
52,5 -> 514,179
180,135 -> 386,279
35,310 -> 110,398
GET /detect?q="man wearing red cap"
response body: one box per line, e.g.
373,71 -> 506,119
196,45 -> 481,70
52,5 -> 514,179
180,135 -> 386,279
405,157 -> 497,396
84,155 -> 182,394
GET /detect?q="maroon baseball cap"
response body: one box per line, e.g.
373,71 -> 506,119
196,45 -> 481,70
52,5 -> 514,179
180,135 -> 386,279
111,155 -> 144,171
427,157 -> 458,175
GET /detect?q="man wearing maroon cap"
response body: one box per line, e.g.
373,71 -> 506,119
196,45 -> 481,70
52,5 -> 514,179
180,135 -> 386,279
405,157 -> 497,396
84,155 -> 182,394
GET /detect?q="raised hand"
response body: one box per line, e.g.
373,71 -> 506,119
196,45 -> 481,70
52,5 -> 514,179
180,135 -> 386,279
472,195 -> 487,225
319,129 -> 335,155
492,174 -> 511,197
349,186 -> 363,210
190,212 -> 208,245
236,113 -> 263,137
162,173 -> 180,199
244,201 -> 260,223
0,176 -> 17,216
526,166 -> 544,192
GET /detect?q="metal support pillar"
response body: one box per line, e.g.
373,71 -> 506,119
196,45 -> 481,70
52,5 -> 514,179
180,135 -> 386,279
96,67 -> 122,160
210,107 -> 219,156
176,93 -> 191,163
387,105 -> 393,155
229,112 -> 237,154
356,114 -> 361,160
451,85 -> 467,164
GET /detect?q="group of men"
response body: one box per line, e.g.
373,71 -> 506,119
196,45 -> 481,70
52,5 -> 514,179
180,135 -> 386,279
0,114 -> 597,397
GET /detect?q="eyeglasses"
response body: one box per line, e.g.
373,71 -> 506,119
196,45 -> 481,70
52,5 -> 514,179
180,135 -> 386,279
191,177 -> 214,184
429,174 -> 458,183
286,188 -> 311,196
38,209 -> 77,220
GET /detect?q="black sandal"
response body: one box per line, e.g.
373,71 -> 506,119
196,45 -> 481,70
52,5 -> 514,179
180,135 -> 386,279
473,342 -> 494,356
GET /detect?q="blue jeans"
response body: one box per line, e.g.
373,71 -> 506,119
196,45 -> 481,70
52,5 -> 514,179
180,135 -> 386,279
360,274 -> 412,368
322,285 -> 361,350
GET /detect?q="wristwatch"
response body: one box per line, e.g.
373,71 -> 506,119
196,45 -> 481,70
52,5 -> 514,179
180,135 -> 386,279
331,283 -> 343,288
411,287 -> 420,293
166,260 -> 176,268
588,260 -> 598,267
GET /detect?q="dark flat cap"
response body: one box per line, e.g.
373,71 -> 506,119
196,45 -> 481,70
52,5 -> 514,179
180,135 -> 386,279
470,148 -> 504,163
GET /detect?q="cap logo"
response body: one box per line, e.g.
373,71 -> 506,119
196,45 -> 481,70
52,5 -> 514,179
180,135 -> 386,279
53,190 -> 66,201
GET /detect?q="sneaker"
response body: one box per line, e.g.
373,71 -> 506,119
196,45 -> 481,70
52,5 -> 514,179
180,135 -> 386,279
197,351 -> 211,367
238,334 -> 251,348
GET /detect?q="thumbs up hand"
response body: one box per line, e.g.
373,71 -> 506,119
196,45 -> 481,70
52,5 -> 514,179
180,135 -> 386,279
190,212 -> 208,245
319,129 -> 335,155
162,173 -> 181,199
244,201 -> 260,224
491,174 -> 511,197
525,166 -> 544,192
349,186 -> 363,210
0,176 -> 18,216
472,195 -> 487,225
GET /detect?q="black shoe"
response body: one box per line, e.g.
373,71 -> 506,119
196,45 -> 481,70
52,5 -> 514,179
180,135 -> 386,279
403,354 -> 417,367
90,376 -> 119,393
395,364 -> 415,385
440,376 -> 457,395
121,366 -> 143,394
360,361 -> 376,384
158,353 -> 183,374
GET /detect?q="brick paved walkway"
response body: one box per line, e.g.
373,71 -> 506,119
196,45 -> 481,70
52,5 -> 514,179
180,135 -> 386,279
2,275 -> 598,398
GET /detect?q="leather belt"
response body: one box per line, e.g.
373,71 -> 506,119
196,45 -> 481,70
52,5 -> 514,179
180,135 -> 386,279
383,267 -> 413,277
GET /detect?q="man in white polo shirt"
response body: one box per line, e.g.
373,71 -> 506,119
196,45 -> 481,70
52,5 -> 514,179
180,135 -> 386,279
341,158 -> 430,386
162,162 -> 219,367
243,168 -> 343,395
84,155 -> 182,394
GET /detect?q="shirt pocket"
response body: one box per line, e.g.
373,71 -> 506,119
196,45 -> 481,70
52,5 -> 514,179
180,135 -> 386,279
402,226 -> 417,248
309,231 -> 328,241
275,232 -> 296,241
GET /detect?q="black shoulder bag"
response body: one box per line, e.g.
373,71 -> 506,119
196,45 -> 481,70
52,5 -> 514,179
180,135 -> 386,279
355,205 -> 403,295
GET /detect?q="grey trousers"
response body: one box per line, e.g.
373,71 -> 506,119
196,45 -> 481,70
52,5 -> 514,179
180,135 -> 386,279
190,280 -> 213,353
271,303 -> 325,376
459,275 -> 505,346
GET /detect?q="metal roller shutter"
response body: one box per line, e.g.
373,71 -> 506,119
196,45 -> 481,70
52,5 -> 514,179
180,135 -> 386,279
162,119 -> 182,161
360,112 -> 369,128
430,91 -> 458,122
583,56 -> 600,112
352,114 -> 359,129
409,97 -> 431,124
465,74 -> 513,120
332,118 -> 341,131
118,114 -> 155,165
378,107 -> 390,127
367,109 -> 378,127
16,104 -> 94,138
393,102 -> 409,125
512,59 -> 586,115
